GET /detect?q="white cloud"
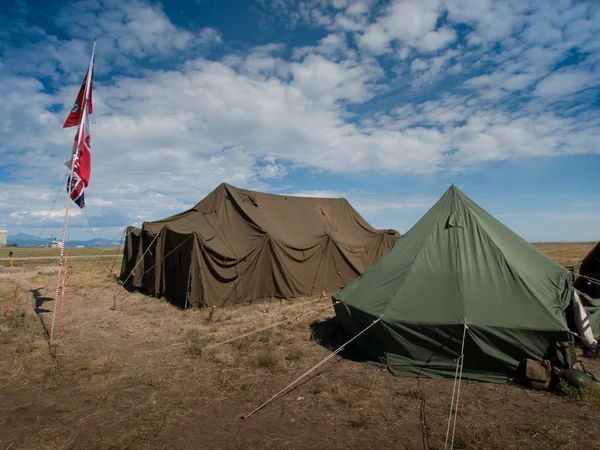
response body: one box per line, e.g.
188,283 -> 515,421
290,53 -> 382,103
353,199 -> 436,212
258,164 -> 288,179
535,70 -> 598,97
2,0 -> 221,82
286,190 -> 346,198
411,58 -> 429,72
356,0 -> 451,54
417,27 -> 457,52
445,0 -> 519,42
1,0 -> 600,241
359,23 -> 392,54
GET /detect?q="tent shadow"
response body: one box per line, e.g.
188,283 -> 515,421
116,278 -> 138,293
31,288 -> 52,315
309,316 -> 375,364
30,288 -> 51,339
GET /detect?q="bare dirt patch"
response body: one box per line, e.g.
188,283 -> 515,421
0,243 -> 599,449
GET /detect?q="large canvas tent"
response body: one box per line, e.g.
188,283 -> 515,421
333,185 -> 576,383
120,183 -> 399,307
575,242 -> 600,299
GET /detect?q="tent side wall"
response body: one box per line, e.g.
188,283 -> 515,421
162,230 -> 397,308
196,232 -> 397,308
119,226 -> 141,281
334,302 -> 572,383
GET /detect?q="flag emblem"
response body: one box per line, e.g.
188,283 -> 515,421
63,41 -> 95,208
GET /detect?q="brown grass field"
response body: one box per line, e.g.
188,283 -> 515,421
0,242 -> 599,449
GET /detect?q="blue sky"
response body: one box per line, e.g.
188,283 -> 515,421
0,0 -> 599,243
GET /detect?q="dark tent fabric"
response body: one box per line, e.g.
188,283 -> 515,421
575,242 -> 600,299
120,183 -> 399,307
333,185 -> 575,384
120,226 -> 141,281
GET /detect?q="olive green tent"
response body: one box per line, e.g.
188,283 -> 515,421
333,185 -> 575,383
120,183 -> 399,308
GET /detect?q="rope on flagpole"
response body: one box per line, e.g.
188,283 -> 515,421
50,151 -> 78,343
241,316 -> 381,421
60,252 -> 69,337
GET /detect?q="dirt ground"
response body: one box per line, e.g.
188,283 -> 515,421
1,243 -> 600,450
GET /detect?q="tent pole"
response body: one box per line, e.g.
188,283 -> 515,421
184,248 -> 193,310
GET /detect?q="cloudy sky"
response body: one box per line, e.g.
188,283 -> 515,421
0,0 -> 599,243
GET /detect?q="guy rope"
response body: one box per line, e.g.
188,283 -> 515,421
444,321 -> 469,450
241,316 -> 381,420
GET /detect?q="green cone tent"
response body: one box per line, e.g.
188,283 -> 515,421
333,185 -> 576,383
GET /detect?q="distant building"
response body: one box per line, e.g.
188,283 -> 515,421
0,229 -> 6,247
50,240 -> 63,249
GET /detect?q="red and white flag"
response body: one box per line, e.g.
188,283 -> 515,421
66,105 -> 91,208
64,41 -> 95,209
63,68 -> 93,128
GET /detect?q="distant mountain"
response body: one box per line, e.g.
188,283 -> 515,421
7,233 -> 40,246
64,238 -> 123,248
7,233 -> 123,248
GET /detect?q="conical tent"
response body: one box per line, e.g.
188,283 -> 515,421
120,183 -> 399,307
333,185 -> 574,383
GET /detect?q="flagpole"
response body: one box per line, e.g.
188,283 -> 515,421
49,40 -> 96,343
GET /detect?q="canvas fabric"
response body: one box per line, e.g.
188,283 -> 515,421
120,183 -> 399,307
333,185 -> 574,383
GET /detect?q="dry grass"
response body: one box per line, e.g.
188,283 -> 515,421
285,348 -> 305,361
254,346 -> 281,372
533,242 -> 596,268
0,243 -> 599,449
559,381 -> 600,404
184,328 -> 205,356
